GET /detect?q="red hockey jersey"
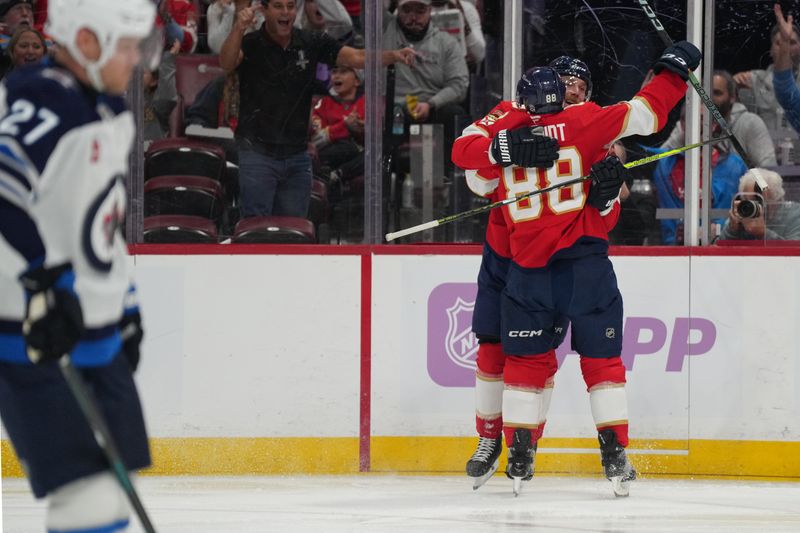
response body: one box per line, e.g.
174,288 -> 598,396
452,70 -> 687,267
311,95 -> 366,145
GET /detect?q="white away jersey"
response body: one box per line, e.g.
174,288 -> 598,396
0,62 -> 135,365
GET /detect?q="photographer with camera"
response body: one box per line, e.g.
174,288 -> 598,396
720,168 -> 800,241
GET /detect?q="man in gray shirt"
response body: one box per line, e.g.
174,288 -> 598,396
384,0 -> 469,158
661,70 -> 776,168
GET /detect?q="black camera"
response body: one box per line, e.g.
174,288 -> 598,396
735,198 -> 763,219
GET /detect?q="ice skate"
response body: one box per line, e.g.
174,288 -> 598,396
466,436 -> 502,490
505,428 -> 535,496
598,429 -> 637,497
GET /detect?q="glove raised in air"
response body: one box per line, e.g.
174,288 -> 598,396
653,40 -> 702,81
490,127 -> 560,168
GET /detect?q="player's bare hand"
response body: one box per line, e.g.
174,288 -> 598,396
170,38 -> 181,55
394,47 -> 417,66
733,71 -> 752,89
775,3 -> 795,42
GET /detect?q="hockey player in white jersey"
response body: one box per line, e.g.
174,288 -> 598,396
0,0 -> 159,531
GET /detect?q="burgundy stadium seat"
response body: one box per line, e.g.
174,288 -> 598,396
172,54 -> 226,136
145,137 -> 226,182
231,216 -> 316,244
143,215 -> 218,244
144,175 -> 225,221
307,178 -> 329,226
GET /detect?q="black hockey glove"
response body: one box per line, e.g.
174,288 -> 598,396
20,264 -> 84,364
120,310 -> 144,372
653,41 -> 702,81
587,156 -> 627,212
490,127 -> 559,168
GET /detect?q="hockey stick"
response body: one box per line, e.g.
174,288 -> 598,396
59,356 -> 158,533
636,0 -> 769,191
384,136 -> 729,242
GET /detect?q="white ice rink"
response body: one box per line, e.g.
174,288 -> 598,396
3,474 -> 800,532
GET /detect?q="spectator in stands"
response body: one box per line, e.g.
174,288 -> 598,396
719,168 -> 800,241
661,70 -> 776,168
295,0 -> 357,93
31,0 -> 43,32
207,0 -> 239,55
384,0 -> 469,166
159,0 -> 199,53
773,3 -> 800,136
340,0 -> 361,31
0,0 -> 32,48
208,0 -> 268,55
0,0 -> 33,78
733,19 -> 800,132
430,0 -> 485,67
144,39 -> 181,142
220,1 -> 414,218
311,64 -> 365,187
296,0 -> 353,42
652,110 -> 748,244
6,26 -> 44,70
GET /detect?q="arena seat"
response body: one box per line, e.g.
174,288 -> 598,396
144,175 -> 225,221
172,54 -> 226,136
145,137 -> 227,182
308,178 -> 329,226
231,216 -> 316,244
143,215 -> 218,243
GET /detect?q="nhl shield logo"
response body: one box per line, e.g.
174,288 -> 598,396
445,298 -> 479,369
427,283 -> 478,387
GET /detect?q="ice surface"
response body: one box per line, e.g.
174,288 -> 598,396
4,474 -> 800,532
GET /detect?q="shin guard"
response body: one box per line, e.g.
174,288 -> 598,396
502,354 -> 551,447
581,356 -> 629,447
475,341 -> 505,438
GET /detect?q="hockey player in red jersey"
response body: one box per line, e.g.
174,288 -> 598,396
459,56 -> 595,491
453,41 -> 702,496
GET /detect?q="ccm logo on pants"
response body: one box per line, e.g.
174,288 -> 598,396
508,330 -> 543,338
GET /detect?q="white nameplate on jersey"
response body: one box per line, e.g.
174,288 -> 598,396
539,123 -> 566,142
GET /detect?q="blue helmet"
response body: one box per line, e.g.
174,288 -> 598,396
516,67 -> 566,115
549,55 -> 593,100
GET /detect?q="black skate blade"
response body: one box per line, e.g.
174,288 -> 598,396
469,459 -> 499,490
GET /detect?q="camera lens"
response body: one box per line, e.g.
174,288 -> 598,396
736,199 -> 760,219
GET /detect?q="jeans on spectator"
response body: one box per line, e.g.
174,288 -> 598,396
319,141 -> 364,181
238,149 -> 312,218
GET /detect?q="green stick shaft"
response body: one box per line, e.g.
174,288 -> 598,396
384,136 -> 729,242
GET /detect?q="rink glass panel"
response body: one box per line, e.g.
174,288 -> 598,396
123,1 -> 799,246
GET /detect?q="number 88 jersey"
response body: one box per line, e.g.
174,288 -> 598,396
453,70 -> 688,268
